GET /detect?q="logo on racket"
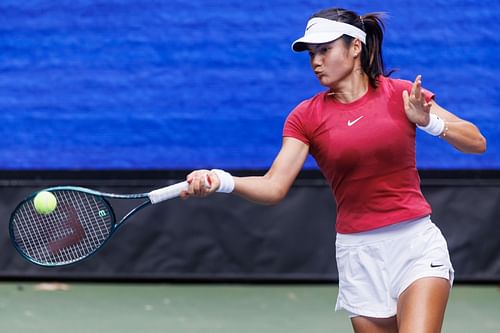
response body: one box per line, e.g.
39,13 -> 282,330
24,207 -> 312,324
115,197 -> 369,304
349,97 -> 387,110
98,210 -> 107,217
48,205 -> 86,255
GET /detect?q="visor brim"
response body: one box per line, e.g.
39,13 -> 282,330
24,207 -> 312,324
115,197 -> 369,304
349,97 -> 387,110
291,32 -> 343,52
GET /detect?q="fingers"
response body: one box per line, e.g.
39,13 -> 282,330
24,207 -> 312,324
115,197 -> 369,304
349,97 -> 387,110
410,75 -> 419,96
402,90 -> 410,109
423,99 -> 432,113
407,75 -> 431,106
188,170 -> 210,195
181,169 -> 219,199
411,75 -> 424,101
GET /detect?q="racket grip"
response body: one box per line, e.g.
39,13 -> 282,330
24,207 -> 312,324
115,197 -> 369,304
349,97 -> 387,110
148,181 -> 189,204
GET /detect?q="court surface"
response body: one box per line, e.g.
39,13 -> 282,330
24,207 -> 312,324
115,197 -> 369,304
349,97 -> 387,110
0,283 -> 498,333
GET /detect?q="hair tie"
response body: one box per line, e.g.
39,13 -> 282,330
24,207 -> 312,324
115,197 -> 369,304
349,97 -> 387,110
360,15 -> 365,31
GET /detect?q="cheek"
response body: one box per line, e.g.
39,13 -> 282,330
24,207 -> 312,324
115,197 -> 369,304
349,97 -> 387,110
327,51 -> 355,74
325,55 -> 347,73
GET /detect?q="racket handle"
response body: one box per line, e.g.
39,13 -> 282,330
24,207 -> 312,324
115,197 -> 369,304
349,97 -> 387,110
148,181 -> 189,204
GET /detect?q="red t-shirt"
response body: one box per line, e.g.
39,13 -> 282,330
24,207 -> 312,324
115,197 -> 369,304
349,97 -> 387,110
283,76 -> 433,233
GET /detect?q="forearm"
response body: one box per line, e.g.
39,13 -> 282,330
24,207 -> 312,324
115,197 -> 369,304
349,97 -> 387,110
440,120 -> 486,154
233,174 -> 289,205
421,101 -> 487,154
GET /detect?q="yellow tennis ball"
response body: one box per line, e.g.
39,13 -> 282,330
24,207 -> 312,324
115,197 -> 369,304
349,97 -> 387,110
33,191 -> 57,215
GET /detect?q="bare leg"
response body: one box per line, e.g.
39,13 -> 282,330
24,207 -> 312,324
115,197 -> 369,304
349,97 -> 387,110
397,277 -> 450,333
351,316 -> 398,333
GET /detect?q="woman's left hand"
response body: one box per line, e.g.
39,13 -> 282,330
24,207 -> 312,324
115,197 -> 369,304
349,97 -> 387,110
402,75 -> 432,126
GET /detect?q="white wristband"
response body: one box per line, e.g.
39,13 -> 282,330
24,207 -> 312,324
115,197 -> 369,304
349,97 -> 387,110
211,169 -> 235,193
417,113 -> 445,136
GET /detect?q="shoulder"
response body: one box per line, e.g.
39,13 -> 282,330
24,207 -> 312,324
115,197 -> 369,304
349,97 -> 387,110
377,75 -> 435,100
286,92 -> 327,124
283,92 -> 327,140
377,76 -> 411,94
291,92 -> 327,115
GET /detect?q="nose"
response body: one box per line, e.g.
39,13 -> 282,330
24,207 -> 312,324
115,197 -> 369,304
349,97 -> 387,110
310,52 -> 322,69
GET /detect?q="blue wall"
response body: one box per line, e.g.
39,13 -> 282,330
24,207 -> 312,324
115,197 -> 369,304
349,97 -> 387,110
0,0 -> 497,170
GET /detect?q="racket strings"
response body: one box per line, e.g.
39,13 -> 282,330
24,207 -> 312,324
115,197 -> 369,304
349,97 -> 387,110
11,190 -> 113,265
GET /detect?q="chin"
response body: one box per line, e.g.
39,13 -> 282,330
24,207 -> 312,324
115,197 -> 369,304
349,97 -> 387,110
318,77 -> 332,87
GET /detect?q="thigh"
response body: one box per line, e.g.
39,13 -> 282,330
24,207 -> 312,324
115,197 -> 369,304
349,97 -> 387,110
351,316 -> 398,333
397,277 -> 450,333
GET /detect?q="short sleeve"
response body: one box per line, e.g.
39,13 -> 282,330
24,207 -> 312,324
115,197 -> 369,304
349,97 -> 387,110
395,78 -> 435,102
283,101 -> 311,145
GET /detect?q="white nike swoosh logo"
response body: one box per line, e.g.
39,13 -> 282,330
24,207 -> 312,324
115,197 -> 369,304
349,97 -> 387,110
347,116 -> 364,127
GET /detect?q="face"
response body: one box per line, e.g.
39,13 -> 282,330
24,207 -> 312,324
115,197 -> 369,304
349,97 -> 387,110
308,38 -> 358,88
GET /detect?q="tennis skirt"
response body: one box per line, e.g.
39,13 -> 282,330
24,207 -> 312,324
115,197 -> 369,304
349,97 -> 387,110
335,216 -> 454,318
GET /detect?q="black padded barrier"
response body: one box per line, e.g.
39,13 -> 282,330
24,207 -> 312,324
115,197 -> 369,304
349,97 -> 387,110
0,170 -> 498,282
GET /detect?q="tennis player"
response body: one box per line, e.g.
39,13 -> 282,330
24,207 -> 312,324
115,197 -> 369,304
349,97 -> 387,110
183,7 -> 486,333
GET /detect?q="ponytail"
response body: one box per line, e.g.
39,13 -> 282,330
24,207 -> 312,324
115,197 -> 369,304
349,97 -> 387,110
311,8 -> 394,88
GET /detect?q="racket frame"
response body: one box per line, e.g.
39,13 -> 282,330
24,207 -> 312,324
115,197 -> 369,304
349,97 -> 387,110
10,186 -> 157,267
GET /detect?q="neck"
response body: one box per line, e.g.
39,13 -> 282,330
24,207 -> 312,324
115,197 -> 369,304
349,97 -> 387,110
328,69 -> 369,103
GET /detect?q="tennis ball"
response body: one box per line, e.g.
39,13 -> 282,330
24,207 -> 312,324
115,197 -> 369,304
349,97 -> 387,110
33,191 -> 57,215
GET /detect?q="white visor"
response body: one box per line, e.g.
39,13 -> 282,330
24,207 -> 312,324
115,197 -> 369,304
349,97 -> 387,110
292,17 -> 366,52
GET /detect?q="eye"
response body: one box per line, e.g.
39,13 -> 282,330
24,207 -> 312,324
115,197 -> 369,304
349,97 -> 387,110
319,46 -> 331,54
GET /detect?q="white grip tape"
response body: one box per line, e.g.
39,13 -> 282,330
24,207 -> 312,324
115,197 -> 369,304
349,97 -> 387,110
148,181 -> 189,204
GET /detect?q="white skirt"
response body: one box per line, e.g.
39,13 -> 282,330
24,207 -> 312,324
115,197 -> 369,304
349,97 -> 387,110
335,216 -> 454,318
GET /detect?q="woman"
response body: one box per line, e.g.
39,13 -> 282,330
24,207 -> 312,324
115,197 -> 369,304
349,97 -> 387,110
182,8 -> 486,333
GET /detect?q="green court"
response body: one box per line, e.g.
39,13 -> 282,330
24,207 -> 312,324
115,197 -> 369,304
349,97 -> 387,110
0,283 -> 498,333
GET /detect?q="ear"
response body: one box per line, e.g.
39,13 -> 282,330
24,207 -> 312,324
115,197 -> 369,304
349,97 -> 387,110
352,39 -> 363,57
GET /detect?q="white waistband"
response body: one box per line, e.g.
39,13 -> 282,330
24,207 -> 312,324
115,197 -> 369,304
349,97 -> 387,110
336,215 -> 432,245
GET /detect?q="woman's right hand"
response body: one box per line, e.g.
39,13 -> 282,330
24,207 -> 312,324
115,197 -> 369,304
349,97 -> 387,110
181,169 -> 220,198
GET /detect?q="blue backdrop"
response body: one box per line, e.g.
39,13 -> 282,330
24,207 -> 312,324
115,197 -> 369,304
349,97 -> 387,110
0,0 -> 497,170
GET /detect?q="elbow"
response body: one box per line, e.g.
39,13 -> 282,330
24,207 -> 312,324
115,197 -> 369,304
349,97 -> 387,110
472,134 -> 487,154
256,174 -> 291,205
462,123 -> 487,154
459,134 -> 487,154
264,188 -> 288,205
478,137 -> 487,154
264,199 -> 282,206
261,184 -> 290,205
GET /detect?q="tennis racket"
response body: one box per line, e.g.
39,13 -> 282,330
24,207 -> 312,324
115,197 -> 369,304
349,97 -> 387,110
9,181 -> 191,267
